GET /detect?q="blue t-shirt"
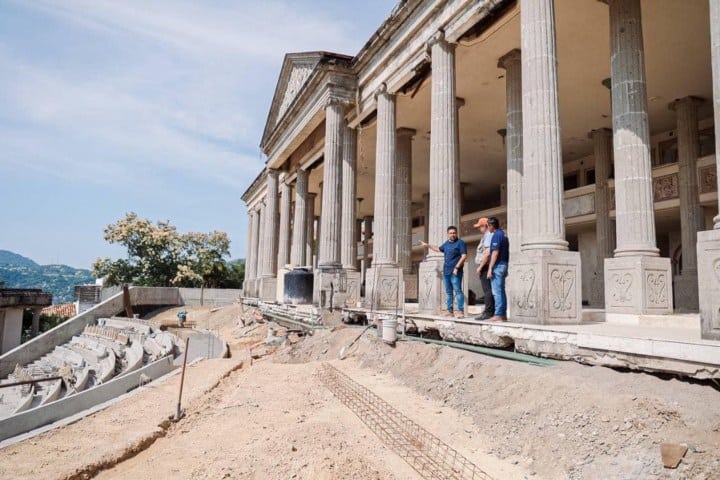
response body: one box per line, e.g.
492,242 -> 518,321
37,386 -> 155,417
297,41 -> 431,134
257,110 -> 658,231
439,239 -> 467,276
489,229 -> 510,264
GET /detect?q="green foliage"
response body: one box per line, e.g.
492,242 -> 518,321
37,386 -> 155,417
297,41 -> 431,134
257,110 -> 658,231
21,311 -> 67,343
0,251 -> 94,303
93,212 -> 243,288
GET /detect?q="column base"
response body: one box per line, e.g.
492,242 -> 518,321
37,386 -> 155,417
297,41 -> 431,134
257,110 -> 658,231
403,274 -> 418,302
697,230 -> 720,340
259,277 -> 278,302
418,259 -> 444,315
314,267 -> 348,310
604,256 -> 673,315
344,270 -> 362,307
673,272 -> 699,312
510,249 -> 582,325
276,268 -> 290,303
364,266 -> 403,311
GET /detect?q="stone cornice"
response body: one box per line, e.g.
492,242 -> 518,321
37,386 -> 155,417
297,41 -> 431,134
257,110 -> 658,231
497,48 -> 521,69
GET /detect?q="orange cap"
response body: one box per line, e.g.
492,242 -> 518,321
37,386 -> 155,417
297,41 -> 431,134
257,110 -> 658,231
473,217 -> 488,228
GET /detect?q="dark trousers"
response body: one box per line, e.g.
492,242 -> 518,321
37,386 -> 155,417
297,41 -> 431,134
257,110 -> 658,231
479,266 -> 494,316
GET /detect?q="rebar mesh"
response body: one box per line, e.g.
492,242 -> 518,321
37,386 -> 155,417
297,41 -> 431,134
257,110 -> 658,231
318,363 -> 493,480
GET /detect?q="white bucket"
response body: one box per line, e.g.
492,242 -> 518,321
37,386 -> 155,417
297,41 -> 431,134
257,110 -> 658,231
382,317 -> 398,345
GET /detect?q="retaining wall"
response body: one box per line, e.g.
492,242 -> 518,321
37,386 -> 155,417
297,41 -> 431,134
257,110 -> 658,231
178,288 -> 241,306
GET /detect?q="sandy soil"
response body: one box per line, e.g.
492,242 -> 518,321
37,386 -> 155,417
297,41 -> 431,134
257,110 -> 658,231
1,304 -> 719,479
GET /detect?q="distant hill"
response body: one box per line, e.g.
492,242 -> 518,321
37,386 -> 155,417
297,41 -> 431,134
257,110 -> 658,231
0,250 -> 95,304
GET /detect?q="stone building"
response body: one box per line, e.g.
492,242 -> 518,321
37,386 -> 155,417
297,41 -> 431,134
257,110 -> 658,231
241,0 -> 720,340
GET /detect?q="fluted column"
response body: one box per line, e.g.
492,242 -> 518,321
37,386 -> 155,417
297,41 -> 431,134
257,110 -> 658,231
318,100 -> 344,269
245,207 -> 260,287
260,170 -> 279,277
697,0 -> 720,338
372,85 -> 398,267
521,0 -> 566,250
290,169 -> 308,266
671,97 -> 704,274
306,193 -> 317,268
602,0 -> 672,316
499,49 -> 523,255
341,125 -> 358,270
422,193 -> 430,242
427,31 -> 460,254
590,128 -> 615,307
396,128 -> 415,274
277,174 -> 292,269
608,0 -> 658,257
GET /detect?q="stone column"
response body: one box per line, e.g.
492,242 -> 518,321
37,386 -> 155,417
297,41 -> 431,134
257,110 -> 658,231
670,96 -> 704,311
341,125 -> 361,305
245,206 -> 261,297
306,193 -> 316,268
397,127 -> 418,301
361,215 -> 373,294
499,49 -> 523,256
422,193 -> 430,242
259,170 -> 280,301
511,0 -> 582,324
290,169 -> 308,267
697,0 -> 720,339
277,174 -> 292,269
275,173 -> 292,302
31,307 -> 42,337
251,204 -> 264,297
590,128 -> 615,307
419,30 -> 461,314
603,0 -> 673,318
366,85 -> 403,310
318,100 -> 344,270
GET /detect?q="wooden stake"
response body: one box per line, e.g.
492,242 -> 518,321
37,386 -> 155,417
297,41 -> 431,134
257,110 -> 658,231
175,336 -> 190,421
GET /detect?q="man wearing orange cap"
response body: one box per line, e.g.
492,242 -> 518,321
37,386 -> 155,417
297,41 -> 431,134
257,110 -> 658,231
472,217 -> 494,320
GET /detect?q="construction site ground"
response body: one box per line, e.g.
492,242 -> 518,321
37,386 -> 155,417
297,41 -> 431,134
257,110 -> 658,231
1,304 -> 719,480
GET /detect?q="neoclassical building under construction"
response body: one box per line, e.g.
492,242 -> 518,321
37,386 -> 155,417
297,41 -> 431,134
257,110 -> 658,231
242,0 -> 720,341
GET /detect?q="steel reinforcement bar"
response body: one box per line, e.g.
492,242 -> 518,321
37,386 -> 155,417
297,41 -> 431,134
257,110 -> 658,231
318,363 -> 493,480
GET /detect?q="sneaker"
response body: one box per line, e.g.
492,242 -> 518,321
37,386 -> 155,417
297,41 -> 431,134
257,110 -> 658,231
455,311 -> 465,319
442,311 -> 454,317
488,316 -> 507,322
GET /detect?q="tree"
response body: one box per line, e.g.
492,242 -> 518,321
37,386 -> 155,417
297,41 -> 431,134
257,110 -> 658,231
92,212 -> 241,288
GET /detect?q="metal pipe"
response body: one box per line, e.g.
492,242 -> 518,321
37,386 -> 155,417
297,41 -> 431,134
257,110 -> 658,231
400,335 -> 556,366
0,376 -> 63,389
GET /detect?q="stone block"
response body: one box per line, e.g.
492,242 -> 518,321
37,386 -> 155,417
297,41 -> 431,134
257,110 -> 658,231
364,266 -> 403,311
509,249 -> 582,324
697,229 -> 720,340
344,270 -> 362,307
313,268 -> 348,310
276,269 -> 290,303
259,277 -> 277,302
418,259 -> 444,315
403,274 -> 418,302
673,272 -> 699,312
604,256 -> 673,315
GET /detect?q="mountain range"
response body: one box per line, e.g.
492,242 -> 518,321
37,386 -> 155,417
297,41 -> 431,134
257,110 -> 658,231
0,250 -> 95,304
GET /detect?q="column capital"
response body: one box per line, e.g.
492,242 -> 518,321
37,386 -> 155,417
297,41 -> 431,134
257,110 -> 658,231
497,128 -> 507,139
396,127 -> 417,138
497,48 -> 521,69
425,29 -> 455,54
668,95 -> 705,112
267,169 -> 280,180
325,94 -> 351,109
373,82 -> 394,100
588,127 -> 612,139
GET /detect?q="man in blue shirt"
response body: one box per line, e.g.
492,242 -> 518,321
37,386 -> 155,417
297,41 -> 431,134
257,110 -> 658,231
419,225 -> 467,318
485,216 -> 510,321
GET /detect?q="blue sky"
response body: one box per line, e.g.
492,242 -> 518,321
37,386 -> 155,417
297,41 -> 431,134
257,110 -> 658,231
0,0 -> 394,269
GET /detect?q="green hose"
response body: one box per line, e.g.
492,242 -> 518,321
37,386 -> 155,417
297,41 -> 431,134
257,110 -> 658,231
400,335 -> 557,366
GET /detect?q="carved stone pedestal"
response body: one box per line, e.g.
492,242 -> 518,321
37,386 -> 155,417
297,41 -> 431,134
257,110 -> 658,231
403,274 -> 418,302
344,270 -> 362,307
314,268 -> 348,309
418,259 -> 444,315
259,277 -> 277,302
364,267 -> 403,311
697,230 -> 720,340
604,256 -> 673,316
510,249 -> 582,325
673,272 -> 699,313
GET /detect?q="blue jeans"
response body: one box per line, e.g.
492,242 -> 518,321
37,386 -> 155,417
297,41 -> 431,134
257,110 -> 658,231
491,262 -> 508,317
443,272 -> 465,312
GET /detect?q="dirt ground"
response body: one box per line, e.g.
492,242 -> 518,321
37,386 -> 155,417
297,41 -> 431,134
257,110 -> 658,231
1,304 -> 719,479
